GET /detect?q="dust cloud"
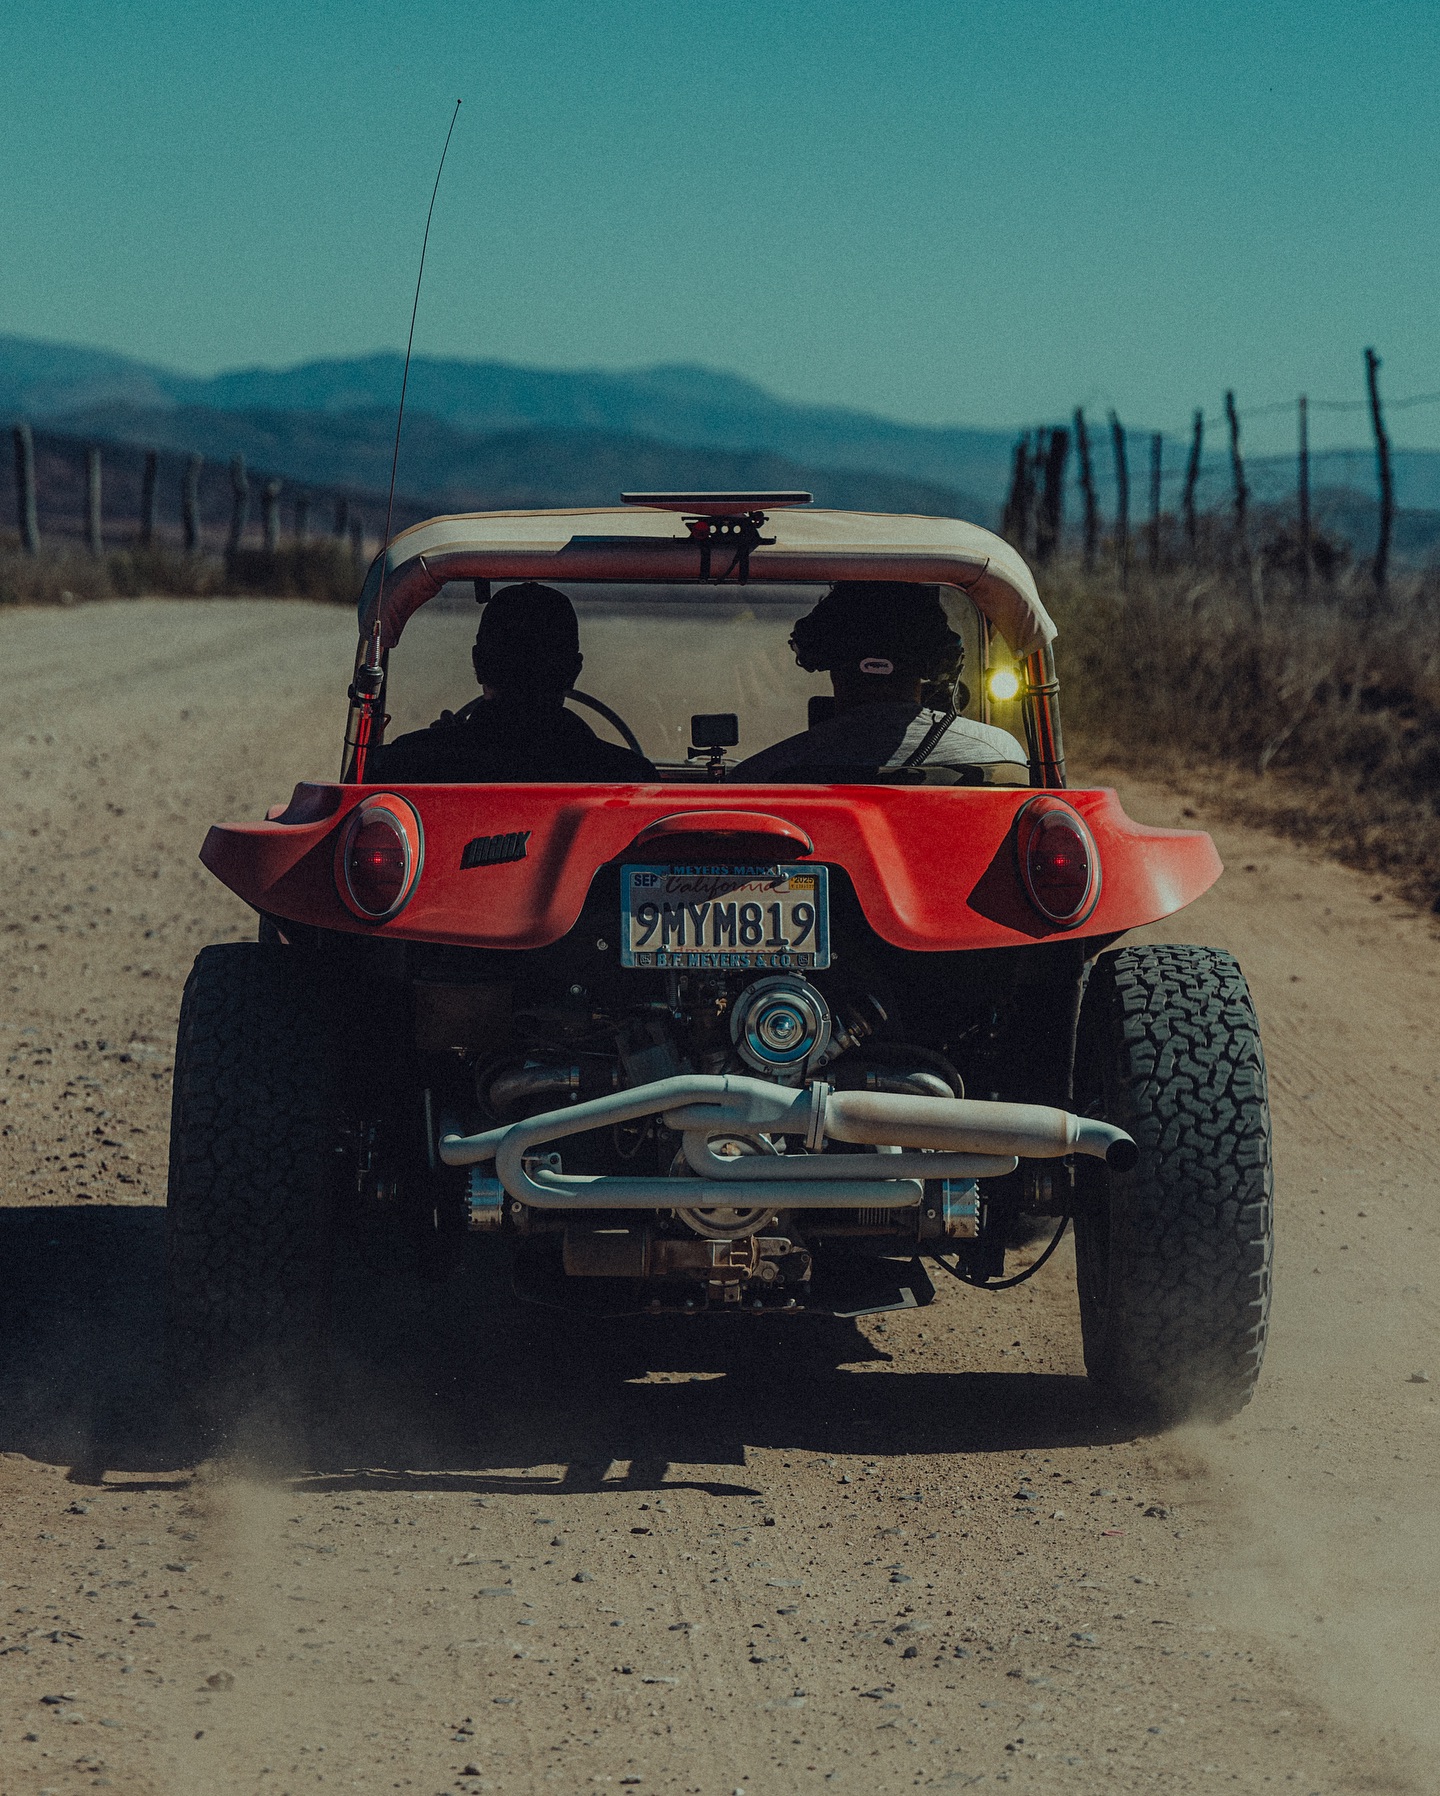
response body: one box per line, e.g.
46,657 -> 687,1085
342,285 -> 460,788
1128,789 -> 1440,1792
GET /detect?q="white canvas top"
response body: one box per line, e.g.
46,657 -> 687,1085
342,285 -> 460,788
357,505 -> 1057,658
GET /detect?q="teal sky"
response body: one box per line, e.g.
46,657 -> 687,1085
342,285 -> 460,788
2,0 -> 1437,455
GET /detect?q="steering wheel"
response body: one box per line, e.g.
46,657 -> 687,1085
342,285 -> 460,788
567,689 -> 646,759
447,688 -> 647,760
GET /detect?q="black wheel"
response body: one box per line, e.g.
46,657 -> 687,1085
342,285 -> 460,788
1072,943 -> 1272,1423
166,943 -> 351,1422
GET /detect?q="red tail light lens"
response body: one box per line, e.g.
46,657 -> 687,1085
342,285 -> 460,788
1016,796 -> 1101,927
349,816 -> 407,912
335,795 -> 423,921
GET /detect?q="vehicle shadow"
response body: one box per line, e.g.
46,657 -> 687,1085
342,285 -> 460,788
0,1208 -> 1136,1490
0,1204 -> 188,1483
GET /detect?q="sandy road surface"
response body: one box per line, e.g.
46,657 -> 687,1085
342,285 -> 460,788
0,598 -> 1436,1796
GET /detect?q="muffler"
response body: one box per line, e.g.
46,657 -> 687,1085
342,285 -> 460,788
807,1084 -> 1138,1166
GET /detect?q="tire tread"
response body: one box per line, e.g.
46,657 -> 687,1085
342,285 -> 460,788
1075,942 -> 1273,1422
165,943 -> 346,1412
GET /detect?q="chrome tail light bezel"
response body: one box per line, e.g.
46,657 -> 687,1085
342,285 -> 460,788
335,792 -> 425,922
1014,794 -> 1102,928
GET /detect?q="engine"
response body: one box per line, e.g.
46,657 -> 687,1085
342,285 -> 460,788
386,857 -> 1105,1315
437,960 -> 987,1313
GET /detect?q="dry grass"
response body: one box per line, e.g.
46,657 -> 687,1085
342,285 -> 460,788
1047,556 -> 1440,910
0,539 -> 361,607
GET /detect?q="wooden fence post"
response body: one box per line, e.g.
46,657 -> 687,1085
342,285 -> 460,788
1001,436 -> 1029,550
1035,427 -> 1069,563
1224,390 -> 1248,564
1182,410 -> 1203,556
294,490 -> 310,545
1108,411 -> 1129,587
139,449 -> 158,548
1026,433 -> 1042,552
1026,431 -> 1044,551
12,422 -> 39,553
1148,432 -> 1162,570
227,456 -> 249,555
182,454 -> 203,553
262,478 -> 282,554
1364,347 -> 1393,610
1073,408 -> 1097,570
1297,395 -> 1311,600
349,513 -> 366,569
333,494 -> 349,539
85,446 -> 103,557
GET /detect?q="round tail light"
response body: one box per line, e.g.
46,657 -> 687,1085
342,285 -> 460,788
1015,796 -> 1101,927
335,794 -> 423,921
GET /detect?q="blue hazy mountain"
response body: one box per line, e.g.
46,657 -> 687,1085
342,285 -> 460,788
0,334 -> 1015,507
33,399 -> 987,521
0,335 -> 177,417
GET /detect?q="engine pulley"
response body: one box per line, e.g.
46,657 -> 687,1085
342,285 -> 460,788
671,1133 -> 778,1239
730,975 -> 831,1076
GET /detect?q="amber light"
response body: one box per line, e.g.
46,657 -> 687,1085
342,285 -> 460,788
1016,796 -> 1100,927
336,796 -> 423,921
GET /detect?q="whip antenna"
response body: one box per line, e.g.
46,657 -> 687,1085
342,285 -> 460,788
342,98 -> 461,782
376,96 -> 462,611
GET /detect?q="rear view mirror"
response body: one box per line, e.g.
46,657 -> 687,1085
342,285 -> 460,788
690,712 -> 740,750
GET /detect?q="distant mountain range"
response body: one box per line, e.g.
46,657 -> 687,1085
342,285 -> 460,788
0,333 -> 1008,520
4,333 -> 1439,551
33,399 -> 984,520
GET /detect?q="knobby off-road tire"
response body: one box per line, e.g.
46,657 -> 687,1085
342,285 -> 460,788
1073,943 -> 1273,1424
166,943 -> 352,1423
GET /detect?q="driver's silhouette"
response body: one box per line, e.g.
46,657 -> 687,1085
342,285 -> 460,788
369,582 -> 656,784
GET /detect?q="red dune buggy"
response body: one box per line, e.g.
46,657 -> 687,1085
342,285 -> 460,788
168,496 -> 1272,1423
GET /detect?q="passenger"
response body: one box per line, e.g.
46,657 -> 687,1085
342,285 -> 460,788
731,582 -> 1027,781
369,582 -> 656,783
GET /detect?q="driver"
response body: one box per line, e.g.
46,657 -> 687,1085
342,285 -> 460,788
731,581 -> 1027,780
368,582 -> 656,783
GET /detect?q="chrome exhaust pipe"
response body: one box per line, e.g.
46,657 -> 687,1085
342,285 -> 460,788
812,1086 -> 1137,1168
437,1072 -> 1135,1211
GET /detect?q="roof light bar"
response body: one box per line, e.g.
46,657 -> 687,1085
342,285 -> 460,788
620,491 -> 813,513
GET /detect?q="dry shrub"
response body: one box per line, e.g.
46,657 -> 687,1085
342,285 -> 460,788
0,540 -> 118,607
1047,557 -> 1440,909
221,542 -> 362,602
107,549 -> 230,598
0,540 -> 361,607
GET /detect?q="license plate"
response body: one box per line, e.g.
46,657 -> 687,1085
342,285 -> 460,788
620,864 -> 830,970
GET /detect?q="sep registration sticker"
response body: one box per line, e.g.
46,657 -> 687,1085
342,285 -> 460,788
620,864 -> 830,970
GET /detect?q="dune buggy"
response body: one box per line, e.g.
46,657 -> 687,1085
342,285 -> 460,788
168,494 -> 1272,1423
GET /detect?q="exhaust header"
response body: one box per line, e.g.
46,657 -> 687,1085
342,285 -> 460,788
438,1073 -> 1135,1212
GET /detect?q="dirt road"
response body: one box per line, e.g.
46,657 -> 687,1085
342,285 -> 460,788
0,598 -> 1436,1796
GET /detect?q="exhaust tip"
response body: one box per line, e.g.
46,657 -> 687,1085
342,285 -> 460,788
1105,1137 -> 1140,1173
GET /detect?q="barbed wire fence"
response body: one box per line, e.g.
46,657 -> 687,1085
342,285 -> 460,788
1003,348 -> 1439,604
3,423 -> 438,572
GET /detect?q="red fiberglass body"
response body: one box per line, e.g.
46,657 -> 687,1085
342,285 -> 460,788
201,780 -> 1221,953
202,504 -> 1222,952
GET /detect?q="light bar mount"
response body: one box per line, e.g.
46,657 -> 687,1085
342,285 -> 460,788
684,509 -> 773,582
620,490 -> 812,584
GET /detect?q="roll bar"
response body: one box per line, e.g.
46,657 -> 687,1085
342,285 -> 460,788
1021,644 -> 1066,788
339,504 -> 1067,786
